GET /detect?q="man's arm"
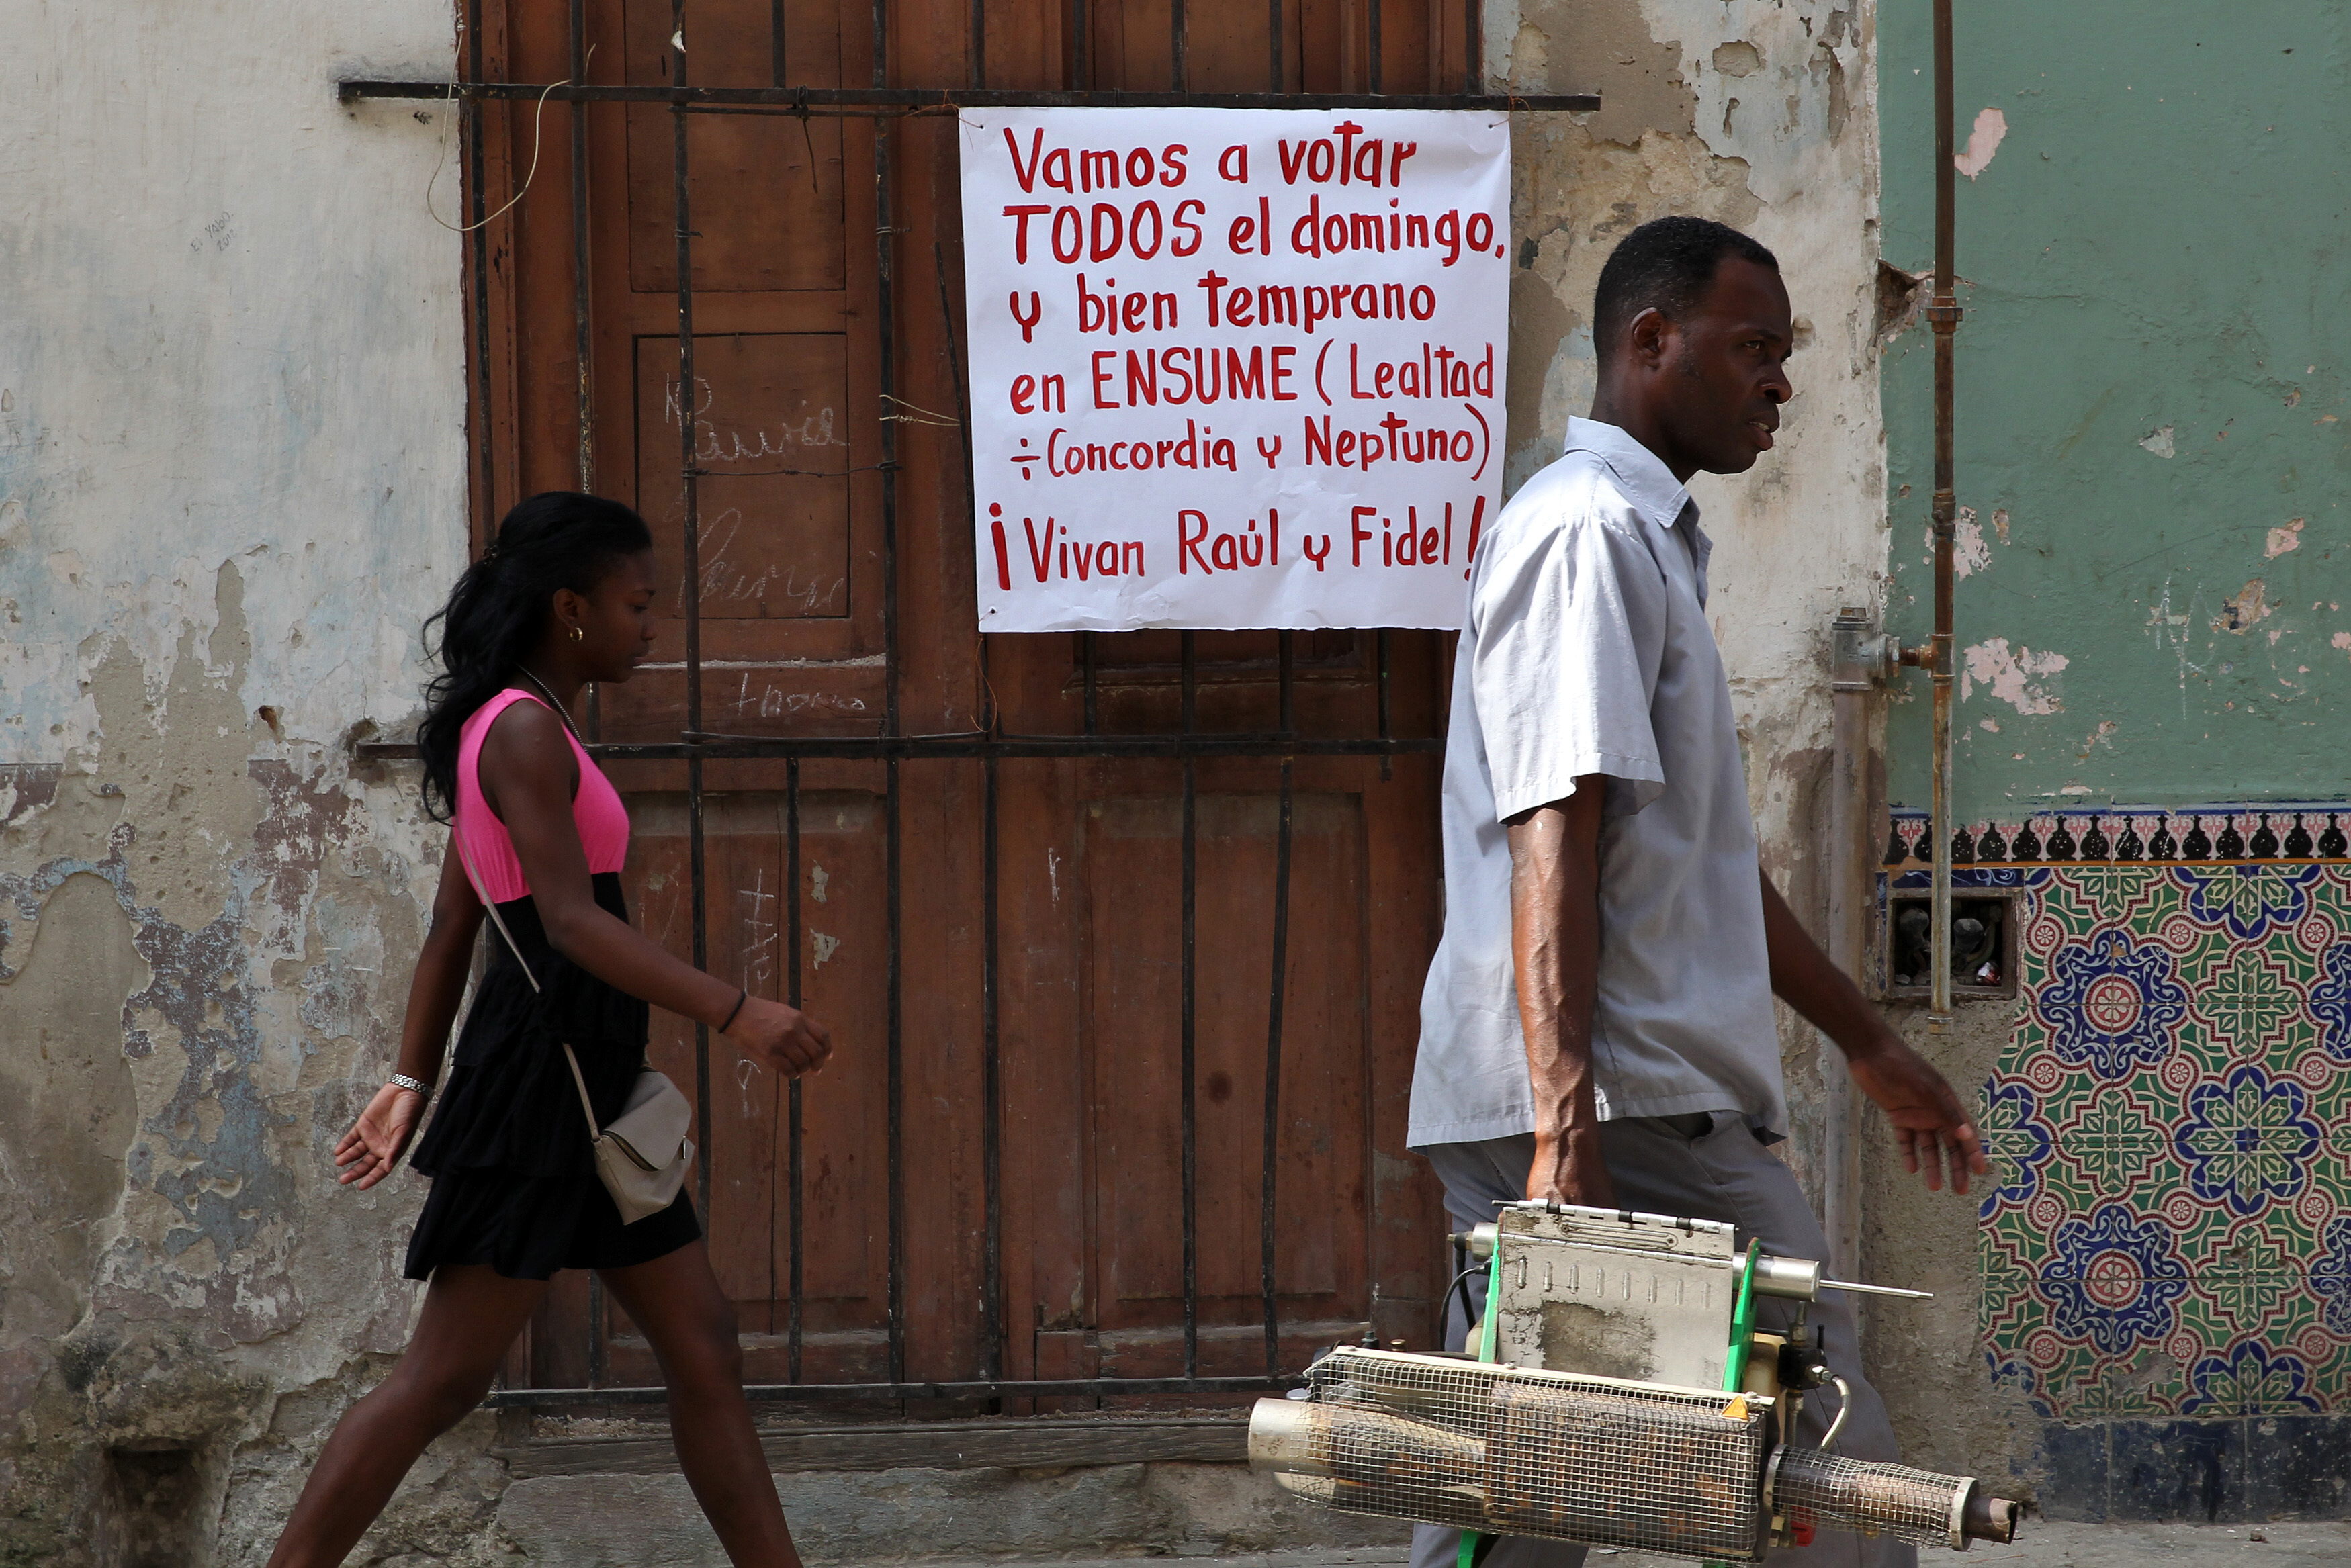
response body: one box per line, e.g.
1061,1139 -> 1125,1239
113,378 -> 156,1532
1510,779 -> 1615,1207
1757,871 -> 1988,1193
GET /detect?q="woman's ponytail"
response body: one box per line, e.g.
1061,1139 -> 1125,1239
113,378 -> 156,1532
416,492 -> 654,821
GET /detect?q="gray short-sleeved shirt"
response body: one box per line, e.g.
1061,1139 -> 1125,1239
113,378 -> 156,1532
1408,417 -> 1785,1150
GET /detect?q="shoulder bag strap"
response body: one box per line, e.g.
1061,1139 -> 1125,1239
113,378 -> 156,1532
450,833 -> 539,991
449,832 -> 605,1139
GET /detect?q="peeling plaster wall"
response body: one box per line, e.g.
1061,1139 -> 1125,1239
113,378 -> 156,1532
1881,7 -> 2351,813
0,3 -> 466,1560
1490,1 -> 1885,1215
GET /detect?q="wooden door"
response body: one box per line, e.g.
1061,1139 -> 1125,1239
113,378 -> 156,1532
476,0 -> 1460,1405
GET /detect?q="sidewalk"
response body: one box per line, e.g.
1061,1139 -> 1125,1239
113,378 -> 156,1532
1942,1523 -> 2351,1566
895,1529 -> 2351,1568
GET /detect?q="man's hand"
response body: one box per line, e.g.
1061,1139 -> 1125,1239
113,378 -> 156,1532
1757,871 -> 1988,1195
1525,1125 -> 1616,1209
1844,1034 -> 1988,1195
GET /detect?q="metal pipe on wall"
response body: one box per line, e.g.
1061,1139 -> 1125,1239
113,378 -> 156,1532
1925,0 -> 1963,1025
1826,610 -> 1880,1285
1825,1 -> 1963,1267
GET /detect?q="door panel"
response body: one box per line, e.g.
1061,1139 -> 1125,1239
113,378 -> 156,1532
621,0 -> 848,292
615,790 -> 895,1384
1084,791 -> 1361,1318
632,333 -> 855,622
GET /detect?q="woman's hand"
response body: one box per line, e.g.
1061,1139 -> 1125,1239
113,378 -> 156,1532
725,996 -> 833,1078
336,1082 -> 428,1190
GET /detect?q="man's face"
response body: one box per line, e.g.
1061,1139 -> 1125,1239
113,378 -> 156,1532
1656,257 -> 1795,476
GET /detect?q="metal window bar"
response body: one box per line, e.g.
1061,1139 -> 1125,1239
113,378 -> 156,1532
937,224 -> 1003,1392
785,757 -> 805,1381
337,85 -> 1596,112
570,0 -> 603,746
1181,631 -> 1199,1381
670,0 -> 713,1238
1263,0 -> 1291,1389
871,0 -> 911,1395
343,84 -> 1593,111
464,0 -> 495,547
346,0 -> 1592,1412
568,0 -> 594,496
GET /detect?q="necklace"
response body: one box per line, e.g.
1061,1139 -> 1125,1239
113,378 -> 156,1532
515,667 -> 584,744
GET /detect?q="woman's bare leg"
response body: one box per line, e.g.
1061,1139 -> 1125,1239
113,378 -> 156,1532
265,1266 -> 547,1568
599,1241 -> 802,1567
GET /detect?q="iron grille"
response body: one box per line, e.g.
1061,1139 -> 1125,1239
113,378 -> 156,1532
344,0 -> 1595,1409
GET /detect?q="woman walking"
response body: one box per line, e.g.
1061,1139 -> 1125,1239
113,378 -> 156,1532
268,493 -> 832,1567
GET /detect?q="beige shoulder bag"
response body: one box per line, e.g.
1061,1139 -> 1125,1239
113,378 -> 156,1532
453,837 -> 697,1224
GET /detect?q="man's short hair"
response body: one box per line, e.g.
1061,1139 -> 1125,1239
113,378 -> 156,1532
1592,217 -> 1779,365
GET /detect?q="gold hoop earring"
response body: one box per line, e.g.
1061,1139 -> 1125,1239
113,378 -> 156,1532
568,625 -> 585,643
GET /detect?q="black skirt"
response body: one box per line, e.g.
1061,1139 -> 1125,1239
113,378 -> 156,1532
403,872 -> 701,1281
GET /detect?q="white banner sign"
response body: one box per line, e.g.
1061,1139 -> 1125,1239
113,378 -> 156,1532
959,107 -> 1510,631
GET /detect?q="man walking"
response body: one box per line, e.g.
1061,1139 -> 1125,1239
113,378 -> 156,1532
1409,216 -> 1986,1568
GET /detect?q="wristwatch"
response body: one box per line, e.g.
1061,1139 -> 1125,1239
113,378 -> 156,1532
388,1073 -> 431,1096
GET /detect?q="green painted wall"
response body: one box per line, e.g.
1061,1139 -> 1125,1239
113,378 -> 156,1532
1880,5 -> 2351,819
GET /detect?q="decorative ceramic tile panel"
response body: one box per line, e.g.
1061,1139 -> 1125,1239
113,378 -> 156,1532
1891,849 -> 2351,1421
1886,805 -> 2351,870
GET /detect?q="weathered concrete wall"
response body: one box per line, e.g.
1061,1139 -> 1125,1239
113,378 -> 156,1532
1493,0 -> 1887,1219
0,1 -> 467,1559
1866,1000 -> 2044,1498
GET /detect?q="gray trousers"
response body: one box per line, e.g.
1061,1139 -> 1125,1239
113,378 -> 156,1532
1407,1116 -> 1917,1568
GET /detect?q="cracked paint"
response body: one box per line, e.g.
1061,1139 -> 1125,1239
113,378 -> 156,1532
1953,107 -> 2008,179
0,584 -> 445,1557
1884,19 -> 2351,840
2074,719 -> 2120,763
2216,578 -> 2273,633
1950,506 -> 1991,580
1961,637 -> 2070,715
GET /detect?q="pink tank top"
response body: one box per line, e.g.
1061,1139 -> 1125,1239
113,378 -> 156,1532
453,688 -> 631,903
